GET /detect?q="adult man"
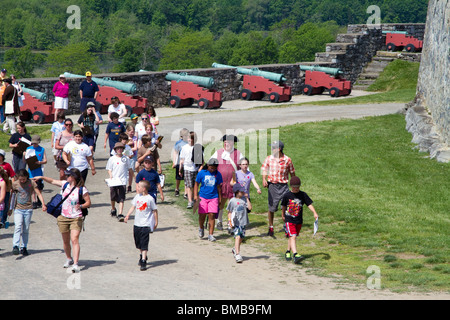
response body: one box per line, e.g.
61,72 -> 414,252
79,71 -> 99,113
261,141 -> 296,236
1,78 -> 20,134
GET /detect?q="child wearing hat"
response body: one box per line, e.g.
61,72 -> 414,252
227,183 -> 251,263
24,135 -> 47,209
106,142 -> 133,221
281,176 -> 319,264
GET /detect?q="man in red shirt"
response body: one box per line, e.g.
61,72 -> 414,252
261,141 -> 296,236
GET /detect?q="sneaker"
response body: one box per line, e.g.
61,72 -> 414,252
110,209 -> 117,217
268,226 -> 274,237
12,246 -> 20,255
208,234 -> 216,242
216,222 -> 223,230
32,202 -> 38,209
285,250 -> 292,261
117,214 -> 125,222
183,194 -> 188,199
198,228 -> 205,238
64,259 -> 74,268
235,254 -> 243,263
232,247 -> 236,257
140,259 -> 147,271
71,264 -> 80,273
187,201 -> 194,209
20,247 -> 29,256
293,253 -> 304,264
175,189 -> 180,197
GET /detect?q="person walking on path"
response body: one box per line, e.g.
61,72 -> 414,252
54,118 -> 74,179
2,78 -> 21,135
62,130 -> 96,184
34,168 -> 91,273
261,140 -> 296,237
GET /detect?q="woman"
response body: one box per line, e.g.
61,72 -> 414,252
62,130 -> 96,184
34,168 -> 91,273
107,96 -> 127,125
77,103 -> 101,154
54,118 -> 74,179
10,75 -> 24,107
147,106 -> 159,134
210,135 -> 244,230
52,75 -> 69,121
8,122 -> 31,173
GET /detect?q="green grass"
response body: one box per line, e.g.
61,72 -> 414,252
0,125 -> 52,150
165,114 -> 449,292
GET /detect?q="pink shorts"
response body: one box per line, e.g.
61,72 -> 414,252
198,197 -> 219,214
285,222 -> 302,237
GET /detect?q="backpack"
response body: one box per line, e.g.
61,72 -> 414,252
46,182 -> 88,218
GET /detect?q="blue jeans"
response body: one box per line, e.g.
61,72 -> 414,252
13,209 -> 33,249
0,106 -> 4,123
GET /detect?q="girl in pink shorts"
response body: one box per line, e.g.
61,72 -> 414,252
194,159 -> 223,242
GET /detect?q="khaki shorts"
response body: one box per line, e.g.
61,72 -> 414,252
57,215 -> 83,233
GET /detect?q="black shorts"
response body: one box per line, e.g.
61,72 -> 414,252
134,226 -> 151,251
175,164 -> 184,181
110,185 -> 126,203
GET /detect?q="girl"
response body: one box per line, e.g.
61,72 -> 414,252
35,168 -> 91,273
8,122 -> 31,173
77,103 -> 101,154
230,157 -> 262,213
147,106 -> 159,134
0,167 -> 8,226
11,170 -> 46,256
126,124 -> 139,193
193,158 -> 223,242
54,118 -> 74,179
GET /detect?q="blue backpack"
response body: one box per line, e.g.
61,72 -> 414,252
46,183 -> 87,218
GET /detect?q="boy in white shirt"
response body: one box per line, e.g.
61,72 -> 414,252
106,142 -> 133,221
124,180 -> 158,271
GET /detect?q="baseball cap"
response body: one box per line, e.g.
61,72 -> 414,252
1,69 -> 6,73
207,158 -> 219,166
85,71 -> 92,77
59,74 -> 65,78
143,155 -> 154,162
233,183 -> 244,193
86,101 -> 95,107
271,140 -> 284,149
31,135 -> 41,144
0,149 -> 6,158
130,113 -> 138,120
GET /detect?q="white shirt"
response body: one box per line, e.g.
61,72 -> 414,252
63,141 -> 92,171
180,144 -> 196,172
108,103 -> 127,123
106,155 -> 132,186
132,194 -> 157,229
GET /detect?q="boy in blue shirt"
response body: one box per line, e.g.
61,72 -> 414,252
135,156 -> 164,204
104,112 -> 125,155
194,158 -> 222,242
24,135 -> 47,208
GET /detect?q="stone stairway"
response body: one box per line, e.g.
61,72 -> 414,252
353,51 -> 396,90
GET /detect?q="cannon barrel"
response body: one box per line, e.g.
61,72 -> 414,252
299,65 -> 343,76
20,84 -> 48,101
212,63 -> 287,82
382,31 -> 408,34
165,72 -> 215,89
63,72 -> 137,94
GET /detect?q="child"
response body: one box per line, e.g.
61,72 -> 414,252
179,131 -> 200,209
24,135 -> 47,209
125,125 -> 139,192
135,155 -> 164,204
106,142 -> 133,221
51,114 -> 65,163
227,183 -> 251,263
136,134 -> 161,173
231,157 -> 261,213
281,176 -> 319,264
194,158 -> 222,242
104,112 -> 125,155
172,128 -> 189,198
124,180 -> 158,271
11,169 -> 46,256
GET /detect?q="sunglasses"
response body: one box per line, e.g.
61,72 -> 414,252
65,123 -> 73,126
141,117 -> 148,120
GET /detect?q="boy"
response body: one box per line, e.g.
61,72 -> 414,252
24,135 -> 47,209
172,128 -> 189,198
136,134 -> 161,173
281,176 -> 318,264
124,180 -> 158,271
51,114 -> 65,163
104,112 -> 125,155
106,142 -> 133,221
194,158 -> 222,242
111,132 -> 135,193
227,183 -> 251,263
135,155 -> 164,204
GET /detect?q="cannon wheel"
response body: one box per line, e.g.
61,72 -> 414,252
168,96 -> 181,108
269,92 -> 279,103
386,43 -> 396,52
32,111 -> 45,124
302,85 -> 313,96
239,89 -> 252,100
405,44 -> 416,52
329,87 -> 340,98
198,98 -> 209,109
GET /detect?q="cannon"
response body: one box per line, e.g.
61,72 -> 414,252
299,65 -> 352,97
382,31 -> 423,52
212,63 -> 291,103
19,85 -> 54,124
165,72 -> 222,109
64,72 -> 147,115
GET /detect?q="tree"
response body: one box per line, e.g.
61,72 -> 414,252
45,43 -> 99,77
3,46 -> 45,78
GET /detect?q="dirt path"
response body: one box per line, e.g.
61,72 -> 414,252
1,96 -> 448,300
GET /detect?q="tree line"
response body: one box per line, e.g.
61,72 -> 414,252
0,0 -> 428,77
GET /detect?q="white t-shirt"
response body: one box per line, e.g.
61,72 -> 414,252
106,155 -> 132,186
63,141 -> 92,171
60,181 -> 88,219
132,194 -> 157,230
108,103 -> 127,123
179,144 -> 196,172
